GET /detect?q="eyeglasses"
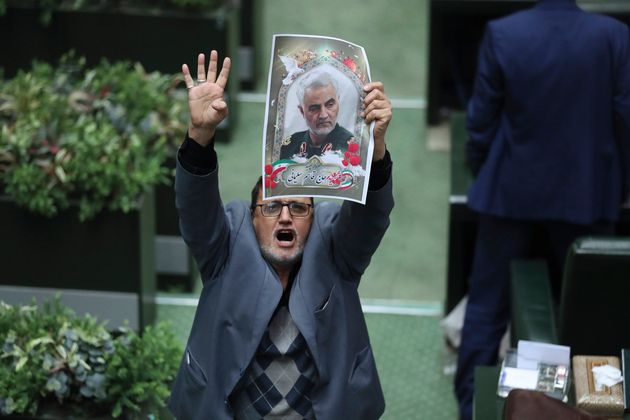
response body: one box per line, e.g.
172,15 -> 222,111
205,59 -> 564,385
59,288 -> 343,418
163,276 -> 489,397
254,201 -> 313,217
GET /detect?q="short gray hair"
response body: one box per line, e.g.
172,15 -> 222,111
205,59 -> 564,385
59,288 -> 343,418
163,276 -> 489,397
296,70 -> 339,106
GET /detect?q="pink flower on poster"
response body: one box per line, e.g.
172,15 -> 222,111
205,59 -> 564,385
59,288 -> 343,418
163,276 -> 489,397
343,57 -> 357,72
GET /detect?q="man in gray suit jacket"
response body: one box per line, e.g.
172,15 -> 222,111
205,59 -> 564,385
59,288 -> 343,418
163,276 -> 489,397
168,50 -> 394,419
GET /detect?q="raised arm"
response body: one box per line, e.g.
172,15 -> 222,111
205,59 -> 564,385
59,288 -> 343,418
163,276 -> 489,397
332,82 -> 394,279
176,51 -> 232,283
362,81 -> 392,162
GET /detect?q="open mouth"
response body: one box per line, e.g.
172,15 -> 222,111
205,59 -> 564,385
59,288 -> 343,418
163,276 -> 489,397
276,229 -> 295,247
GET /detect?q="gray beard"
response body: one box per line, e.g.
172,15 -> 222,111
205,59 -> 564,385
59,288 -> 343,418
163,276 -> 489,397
259,245 -> 303,269
312,124 -> 334,137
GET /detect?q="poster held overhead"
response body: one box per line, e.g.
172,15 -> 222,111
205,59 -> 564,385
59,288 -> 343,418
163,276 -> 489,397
262,34 -> 373,203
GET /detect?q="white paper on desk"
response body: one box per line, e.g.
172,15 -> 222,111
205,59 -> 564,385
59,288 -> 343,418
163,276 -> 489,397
501,367 -> 539,390
517,340 -> 570,369
592,365 -> 623,389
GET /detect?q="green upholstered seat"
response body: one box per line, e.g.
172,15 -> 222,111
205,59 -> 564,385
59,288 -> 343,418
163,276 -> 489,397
510,259 -> 558,346
510,236 -> 630,355
557,237 -> 630,355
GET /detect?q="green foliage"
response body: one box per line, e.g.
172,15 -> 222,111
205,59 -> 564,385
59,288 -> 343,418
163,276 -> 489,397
106,324 -> 182,418
0,53 -> 188,221
0,298 -> 182,418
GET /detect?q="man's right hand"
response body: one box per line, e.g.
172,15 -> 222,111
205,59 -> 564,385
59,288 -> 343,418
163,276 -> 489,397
182,50 -> 231,147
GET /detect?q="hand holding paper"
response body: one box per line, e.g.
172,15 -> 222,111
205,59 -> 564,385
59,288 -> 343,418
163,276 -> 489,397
362,82 -> 391,162
263,34 -> 380,203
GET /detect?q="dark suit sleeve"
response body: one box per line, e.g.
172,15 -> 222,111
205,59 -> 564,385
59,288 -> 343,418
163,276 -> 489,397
331,159 -> 394,281
178,133 -> 217,175
613,25 -> 630,202
466,24 -> 505,175
175,137 -> 229,284
368,150 -> 392,191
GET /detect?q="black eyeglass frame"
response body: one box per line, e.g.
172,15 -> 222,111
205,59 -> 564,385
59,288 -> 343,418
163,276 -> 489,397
253,201 -> 313,217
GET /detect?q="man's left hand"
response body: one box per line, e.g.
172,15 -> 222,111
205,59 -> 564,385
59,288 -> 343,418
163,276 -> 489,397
362,82 -> 392,161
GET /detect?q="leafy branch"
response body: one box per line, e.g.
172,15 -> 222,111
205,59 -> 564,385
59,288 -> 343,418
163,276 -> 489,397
0,298 -> 182,418
0,53 -> 188,221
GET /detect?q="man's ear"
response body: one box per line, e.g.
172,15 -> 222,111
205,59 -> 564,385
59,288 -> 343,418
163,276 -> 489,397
298,105 -> 304,117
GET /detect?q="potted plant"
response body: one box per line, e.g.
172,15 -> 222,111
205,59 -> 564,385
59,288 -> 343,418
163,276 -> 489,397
0,53 -> 186,220
0,298 -> 182,419
0,54 -> 186,328
0,0 -> 240,142
0,0 -> 242,292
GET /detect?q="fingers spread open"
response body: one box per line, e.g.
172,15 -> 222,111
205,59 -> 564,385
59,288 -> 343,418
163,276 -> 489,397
182,64 -> 194,88
196,53 -> 206,81
183,51 -> 230,91
207,50 -> 218,83
215,57 -> 232,89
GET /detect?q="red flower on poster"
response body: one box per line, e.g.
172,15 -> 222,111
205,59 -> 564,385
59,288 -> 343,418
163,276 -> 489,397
349,155 -> 361,166
264,177 -> 278,189
343,57 -> 357,72
343,141 -> 361,166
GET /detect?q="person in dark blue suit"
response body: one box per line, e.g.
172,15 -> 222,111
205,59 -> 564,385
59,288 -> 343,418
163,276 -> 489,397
455,1 -> 630,418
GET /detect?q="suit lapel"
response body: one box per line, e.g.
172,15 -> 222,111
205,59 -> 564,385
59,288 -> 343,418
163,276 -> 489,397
288,262 -> 335,383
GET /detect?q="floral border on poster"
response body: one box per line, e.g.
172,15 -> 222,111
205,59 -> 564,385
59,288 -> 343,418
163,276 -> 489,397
262,35 -> 372,203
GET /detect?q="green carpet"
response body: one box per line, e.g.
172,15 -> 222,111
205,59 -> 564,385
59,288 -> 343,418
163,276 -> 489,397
367,313 -> 458,419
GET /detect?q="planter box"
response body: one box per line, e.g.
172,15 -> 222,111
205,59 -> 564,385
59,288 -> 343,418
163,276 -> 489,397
0,3 -> 240,293
0,192 -> 156,330
155,168 -> 198,293
0,3 -> 241,142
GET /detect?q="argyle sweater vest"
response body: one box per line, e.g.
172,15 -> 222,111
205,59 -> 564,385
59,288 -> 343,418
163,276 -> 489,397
230,291 -> 317,419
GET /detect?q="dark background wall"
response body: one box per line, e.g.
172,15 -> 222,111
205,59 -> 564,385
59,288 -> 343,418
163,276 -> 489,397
428,0 -> 630,124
